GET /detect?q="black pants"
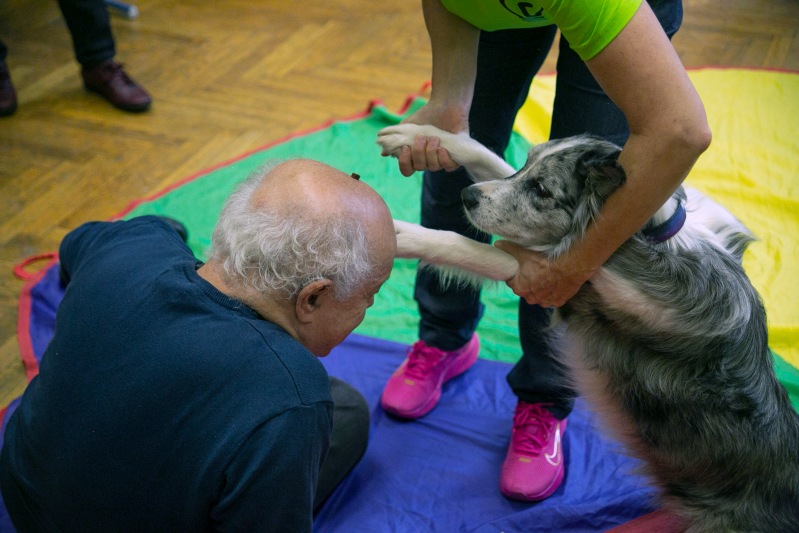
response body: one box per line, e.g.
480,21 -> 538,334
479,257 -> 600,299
313,377 -> 370,512
415,0 -> 683,419
0,0 -> 115,66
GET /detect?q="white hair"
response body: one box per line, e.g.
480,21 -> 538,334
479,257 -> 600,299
209,162 -> 376,301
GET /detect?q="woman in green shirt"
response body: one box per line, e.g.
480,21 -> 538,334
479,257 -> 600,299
380,0 -> 710,502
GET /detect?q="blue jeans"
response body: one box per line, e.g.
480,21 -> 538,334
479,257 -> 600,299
415,0 -> 683,419
0,0 -> 115,67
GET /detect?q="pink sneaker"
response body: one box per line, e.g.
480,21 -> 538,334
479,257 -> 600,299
500,401 -> 567,501
381,335 -> 479,419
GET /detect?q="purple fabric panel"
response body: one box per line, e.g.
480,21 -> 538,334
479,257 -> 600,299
316,334 -> 655,532
28,265 -> 63,365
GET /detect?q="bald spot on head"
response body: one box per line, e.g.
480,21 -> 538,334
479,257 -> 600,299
252,159 -> 396,273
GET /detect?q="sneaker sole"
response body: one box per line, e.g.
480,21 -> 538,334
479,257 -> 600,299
500,461 -> 564,502
381,335 -> 480,419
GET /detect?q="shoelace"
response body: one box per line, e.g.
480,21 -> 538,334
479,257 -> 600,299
511,402 -> 558,456
403,342 -> 447,380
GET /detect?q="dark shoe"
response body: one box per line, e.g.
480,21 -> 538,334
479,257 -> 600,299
81,60 -> 151,113
0,61 -> 18,117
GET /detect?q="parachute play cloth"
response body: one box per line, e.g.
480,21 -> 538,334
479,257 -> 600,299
2,68 -> 797,532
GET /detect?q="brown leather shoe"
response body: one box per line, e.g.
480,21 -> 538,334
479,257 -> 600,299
0,61 -> 18,117
81,60 -> 151,113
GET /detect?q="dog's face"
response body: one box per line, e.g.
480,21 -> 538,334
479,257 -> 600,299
461,135 -> 625,253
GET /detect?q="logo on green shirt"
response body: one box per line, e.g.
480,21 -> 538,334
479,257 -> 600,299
499,1 -> 545,21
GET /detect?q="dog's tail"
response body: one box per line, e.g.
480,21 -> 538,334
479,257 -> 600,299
684,187 -> 756,261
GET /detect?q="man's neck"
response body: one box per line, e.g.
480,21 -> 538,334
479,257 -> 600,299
196,262 -> 298,338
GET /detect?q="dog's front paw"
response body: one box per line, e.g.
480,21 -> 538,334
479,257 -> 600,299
377,124 -> 452,157
394,219 -> 430,259
376,124 -> 422,157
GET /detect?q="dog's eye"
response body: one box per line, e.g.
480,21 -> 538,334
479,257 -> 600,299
536,182 -> 552,199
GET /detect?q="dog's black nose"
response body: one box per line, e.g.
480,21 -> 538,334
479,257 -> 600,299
461,187 -> 481,210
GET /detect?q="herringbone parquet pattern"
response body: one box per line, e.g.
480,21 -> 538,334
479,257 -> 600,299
0,0 -> 797,405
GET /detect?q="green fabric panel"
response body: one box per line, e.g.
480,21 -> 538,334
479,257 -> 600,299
124,98 -> 528,364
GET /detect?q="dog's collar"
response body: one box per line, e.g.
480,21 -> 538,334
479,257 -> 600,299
642,200 -> 686,244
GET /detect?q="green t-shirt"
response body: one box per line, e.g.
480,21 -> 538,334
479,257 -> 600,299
440,0 -> 643,60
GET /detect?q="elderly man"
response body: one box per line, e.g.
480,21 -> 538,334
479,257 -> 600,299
0,160 -> 396,531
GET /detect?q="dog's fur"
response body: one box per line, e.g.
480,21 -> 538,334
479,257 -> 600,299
378,123 -> 799,532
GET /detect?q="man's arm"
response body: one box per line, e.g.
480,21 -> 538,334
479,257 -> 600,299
57,217 -> 188,286
497,2 -> 711,307
57,221 -> 109,286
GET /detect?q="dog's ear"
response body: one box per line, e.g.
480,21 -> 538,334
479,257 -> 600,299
582,154 -> 626,200
559,152 -> 627,252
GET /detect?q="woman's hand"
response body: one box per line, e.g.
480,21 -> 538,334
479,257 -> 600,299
388,102 -> 468,176
494,240 -> 597,308
385,0 -> 480,176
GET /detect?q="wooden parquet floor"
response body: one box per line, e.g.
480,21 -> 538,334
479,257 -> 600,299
0,0 -> 797,406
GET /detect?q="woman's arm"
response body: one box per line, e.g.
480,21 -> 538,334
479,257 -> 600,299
394,0 -> 481,176
498,1 -> 711,307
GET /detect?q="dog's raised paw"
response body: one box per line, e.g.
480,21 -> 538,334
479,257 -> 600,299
393,219 -> 436,259
376,125 -> 419,157
377,124 -> 455,157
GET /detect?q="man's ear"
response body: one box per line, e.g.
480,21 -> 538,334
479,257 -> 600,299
295,279 -> 333,323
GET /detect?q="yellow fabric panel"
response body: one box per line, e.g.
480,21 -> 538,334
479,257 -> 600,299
514,68 -> 799,367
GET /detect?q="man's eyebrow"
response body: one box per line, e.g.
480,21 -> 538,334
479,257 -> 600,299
350,173 -> 361,180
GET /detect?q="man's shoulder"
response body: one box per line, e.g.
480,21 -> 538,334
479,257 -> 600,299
62,216 -> 192,271
173,316 -> 332,412
96,216 -> 189,252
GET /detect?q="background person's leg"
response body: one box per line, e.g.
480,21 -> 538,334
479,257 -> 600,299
56,0 -> 116,67
0,39 -> 16,117
57,0 -> 151,112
